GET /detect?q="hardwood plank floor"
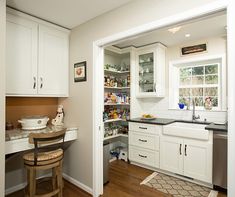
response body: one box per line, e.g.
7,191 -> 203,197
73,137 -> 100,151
6,179 -> 91,197
102,160 -> 227,197
6,160 -> 227,197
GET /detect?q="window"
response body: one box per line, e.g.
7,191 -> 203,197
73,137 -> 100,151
169,56 -> 226,111
179,64 -> 219,108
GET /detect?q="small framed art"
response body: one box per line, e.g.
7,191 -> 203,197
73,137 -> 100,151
181,43 -> 207,56
74,61 -> 87,82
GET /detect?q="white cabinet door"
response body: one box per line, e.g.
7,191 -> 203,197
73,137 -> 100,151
135,43 -> 165,98
160,136 -> 184,175
183,139 -> 212,183
38,24 -> 69,96
6,14 -> 38,95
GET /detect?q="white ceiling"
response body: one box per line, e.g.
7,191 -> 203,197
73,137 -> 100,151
114,12 -> 227,48
6,0 -> 133,29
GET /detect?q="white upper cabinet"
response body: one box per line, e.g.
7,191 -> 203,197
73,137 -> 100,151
6,12 -> 69,97
6,13 -> 38,95
135,43 -> 166,98
38,25 -> 68,95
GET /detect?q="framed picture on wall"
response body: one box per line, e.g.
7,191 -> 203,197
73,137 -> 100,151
181,43 -> 207,56
74,61 -> 87,82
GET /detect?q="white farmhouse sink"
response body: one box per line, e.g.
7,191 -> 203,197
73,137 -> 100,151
163,122 -> 209,140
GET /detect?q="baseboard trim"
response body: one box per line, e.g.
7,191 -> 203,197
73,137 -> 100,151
63,173 -> 93,195
5,182 -> 27,196
5,173 -> 93,196
5,173 -> 52,195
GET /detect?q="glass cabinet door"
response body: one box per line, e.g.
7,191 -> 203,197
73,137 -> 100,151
138,52 -> 155,94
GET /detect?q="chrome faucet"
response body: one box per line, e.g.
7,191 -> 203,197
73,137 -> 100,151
192,98 -> 200,121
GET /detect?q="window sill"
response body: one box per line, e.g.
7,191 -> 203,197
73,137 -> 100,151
168,108 -> 227,112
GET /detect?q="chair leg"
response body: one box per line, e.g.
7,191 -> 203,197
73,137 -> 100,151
57,161 -> 63,197
52,167 -> 57,191
28,168 -> 36,197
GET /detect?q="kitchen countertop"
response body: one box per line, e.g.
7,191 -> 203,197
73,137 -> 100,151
128,117 -> 227,132
205,123 -> 227,132
5,126 -> 78,155
128,118 -> 175,125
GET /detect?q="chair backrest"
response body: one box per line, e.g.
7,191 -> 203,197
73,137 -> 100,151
28,128 -> 66,165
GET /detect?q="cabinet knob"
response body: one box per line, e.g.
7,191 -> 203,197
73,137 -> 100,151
139,127 -> 147,130
33,77 -> 36,89
40,77 -> 43,89
179,144 -> 182,155
185,144 -> 187,156
138,154 -> 147,158
138,139 -> 147,142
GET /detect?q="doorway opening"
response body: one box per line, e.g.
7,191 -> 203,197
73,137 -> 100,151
93,2 -> 229,197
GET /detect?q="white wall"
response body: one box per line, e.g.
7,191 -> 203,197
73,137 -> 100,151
0,0 -> 6,196
131,36 -> 227,123
59,0 -> 218,190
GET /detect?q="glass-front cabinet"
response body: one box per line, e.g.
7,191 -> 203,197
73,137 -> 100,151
136,43 -> 166,98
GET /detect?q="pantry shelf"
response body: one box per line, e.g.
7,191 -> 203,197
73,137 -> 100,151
104,86 -> 130,90
104,69 -> 130,74
104,133 -> 128,141
104,119 -> 126,123
104,103 -> 130,106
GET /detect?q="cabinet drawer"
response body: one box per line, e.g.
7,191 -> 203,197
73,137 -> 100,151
129,145 -> 159,168
129,131 -> 159,150
129,122 -> 161,134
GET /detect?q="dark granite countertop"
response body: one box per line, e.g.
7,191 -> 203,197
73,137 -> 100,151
128,118 -> 175,125
128,117 -> 228,132
205,123 -> 227,132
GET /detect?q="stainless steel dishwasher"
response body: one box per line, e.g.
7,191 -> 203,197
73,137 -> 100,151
213,131 -> 227,189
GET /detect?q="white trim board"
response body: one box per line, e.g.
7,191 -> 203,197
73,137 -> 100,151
5,174 -> 50,195
5,182 -> 27,196
93,1 -> 229,197
63,173 -> 93,194
5,173 -> 93,195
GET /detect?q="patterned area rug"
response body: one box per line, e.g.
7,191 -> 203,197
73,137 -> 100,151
140,172 -> 218,197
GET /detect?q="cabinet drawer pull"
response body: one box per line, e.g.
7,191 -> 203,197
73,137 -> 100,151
185,144 -> 187,156
33,77 -> 36,89
138,154 -> 147,158
40,77 -> 43,89
139,139 -> 147,142
139,127 -> 147,130
179,144 -> 182,155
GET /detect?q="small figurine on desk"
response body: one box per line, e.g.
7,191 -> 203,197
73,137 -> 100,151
52,105 -> 64,126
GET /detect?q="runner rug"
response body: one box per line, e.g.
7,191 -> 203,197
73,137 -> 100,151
140,172 -> 218,197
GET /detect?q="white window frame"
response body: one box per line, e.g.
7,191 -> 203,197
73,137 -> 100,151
169,54 -> 226,111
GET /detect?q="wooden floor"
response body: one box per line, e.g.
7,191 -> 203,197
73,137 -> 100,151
7,160 -> 227,197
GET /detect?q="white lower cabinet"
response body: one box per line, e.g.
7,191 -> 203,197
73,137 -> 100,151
160,136 -> 184,175
160,135 -> 212,183
183,139 -> 212,183
129,145 -> 159,167
129,122 -> 161,168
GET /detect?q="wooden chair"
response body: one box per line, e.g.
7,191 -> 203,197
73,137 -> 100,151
23,128 -> 66,197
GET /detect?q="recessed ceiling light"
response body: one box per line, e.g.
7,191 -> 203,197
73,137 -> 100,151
168,26 -> 181,34
185,33 -> 191,38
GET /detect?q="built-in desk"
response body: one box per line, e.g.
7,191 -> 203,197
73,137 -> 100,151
5,126 -> 78,155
